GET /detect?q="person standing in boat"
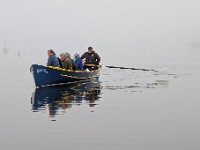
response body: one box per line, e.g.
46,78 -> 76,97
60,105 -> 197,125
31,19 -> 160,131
47,49 -> 60,67
81,47 -> 101,69
60,53 -> 73,70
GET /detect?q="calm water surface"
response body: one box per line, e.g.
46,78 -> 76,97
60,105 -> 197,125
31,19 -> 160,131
0,51 -> 200,150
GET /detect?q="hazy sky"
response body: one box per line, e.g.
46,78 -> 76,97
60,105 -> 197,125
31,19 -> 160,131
1,0 -> 200,65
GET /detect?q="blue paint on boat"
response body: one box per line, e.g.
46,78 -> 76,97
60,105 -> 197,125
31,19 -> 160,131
30,64 -> 101,87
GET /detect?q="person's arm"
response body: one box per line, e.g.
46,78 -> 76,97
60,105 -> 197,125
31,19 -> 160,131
78,59 -> 84,69
80,52 -> 86,59
66,60 -> 72,70
62,60 -> 69,69
47,56 -> 52,66
80,60 -> 84,69
62,61 -> 66,69
95,53 -> 101,65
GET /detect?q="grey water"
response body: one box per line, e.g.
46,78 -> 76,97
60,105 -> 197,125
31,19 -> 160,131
0,50 -> 200,150
1,0 -> 200,149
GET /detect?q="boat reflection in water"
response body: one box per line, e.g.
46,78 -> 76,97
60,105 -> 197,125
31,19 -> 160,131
31,80 -> 102,118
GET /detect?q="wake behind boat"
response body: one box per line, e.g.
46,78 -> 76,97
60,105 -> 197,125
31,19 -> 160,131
30,64 -> 102,87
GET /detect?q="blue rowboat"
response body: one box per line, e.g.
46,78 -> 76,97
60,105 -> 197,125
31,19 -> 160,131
30,64 -> 101,87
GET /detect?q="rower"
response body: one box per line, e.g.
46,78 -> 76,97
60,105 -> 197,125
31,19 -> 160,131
81,47 -> 101,70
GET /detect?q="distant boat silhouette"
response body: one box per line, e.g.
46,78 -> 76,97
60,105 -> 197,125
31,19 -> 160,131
2,47 -> 9,53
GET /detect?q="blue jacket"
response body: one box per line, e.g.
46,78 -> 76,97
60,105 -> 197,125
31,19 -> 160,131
47,55 -> 60,67
75,58 -> 84,70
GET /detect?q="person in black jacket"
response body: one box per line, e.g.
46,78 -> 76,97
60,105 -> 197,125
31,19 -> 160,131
81,47 -> 101,67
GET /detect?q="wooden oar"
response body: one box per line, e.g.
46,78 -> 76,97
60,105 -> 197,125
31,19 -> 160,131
84,64 -> 152,71
84,64 -> 168,74
105,65 -> 169,75
105,65 -> 153,71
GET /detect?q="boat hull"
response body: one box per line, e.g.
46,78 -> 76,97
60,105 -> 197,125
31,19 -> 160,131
30,64 -> 101,87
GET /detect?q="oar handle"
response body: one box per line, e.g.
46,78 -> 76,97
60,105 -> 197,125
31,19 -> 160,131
84,64 -> 102,68
84,64 -> 97,67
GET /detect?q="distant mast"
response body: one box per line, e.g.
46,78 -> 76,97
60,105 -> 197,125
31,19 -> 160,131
2,33 -> 9,53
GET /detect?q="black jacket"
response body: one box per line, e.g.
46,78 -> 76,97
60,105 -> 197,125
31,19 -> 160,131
81,51 -> 101,65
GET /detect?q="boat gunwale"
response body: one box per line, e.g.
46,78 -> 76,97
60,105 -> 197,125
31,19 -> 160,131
45,65 -> 102,73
